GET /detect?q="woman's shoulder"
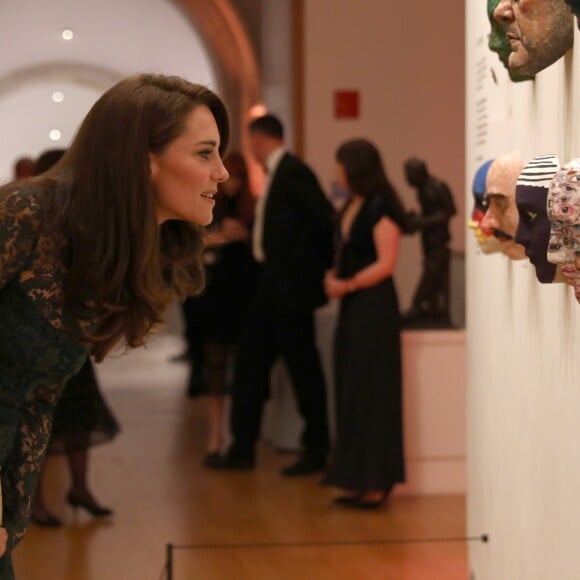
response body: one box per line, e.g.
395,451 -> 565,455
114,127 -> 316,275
367,193 -> 404,227
0,182 -> 43,226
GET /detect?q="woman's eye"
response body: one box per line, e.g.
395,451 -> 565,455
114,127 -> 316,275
199,150 -> 212,160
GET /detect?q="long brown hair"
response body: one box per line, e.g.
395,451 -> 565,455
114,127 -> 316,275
39,74 -> 230,361
336,139 -> 406,227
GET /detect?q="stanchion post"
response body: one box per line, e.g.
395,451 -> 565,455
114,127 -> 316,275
166,543 -> 173,580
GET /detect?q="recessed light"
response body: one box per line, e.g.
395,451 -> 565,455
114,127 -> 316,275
52,91 -> 64,103
62,29 -> 74,40
49,129 -> 62,141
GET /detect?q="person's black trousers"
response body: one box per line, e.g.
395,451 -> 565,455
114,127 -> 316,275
229,284 -> 329,461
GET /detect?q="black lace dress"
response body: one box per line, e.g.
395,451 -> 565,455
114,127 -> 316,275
0,186 -> 87,579
48,357 -> 119,455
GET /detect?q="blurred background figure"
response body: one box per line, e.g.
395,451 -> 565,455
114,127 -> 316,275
210,114 -> 335,475
323,139 -> 406,509
182,152 -> 256,465
30,149 -> 120,527
12,156 -> 34,179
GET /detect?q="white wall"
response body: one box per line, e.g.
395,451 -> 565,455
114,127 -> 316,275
0,0 -> 215,183
302,0 -> 466,312
466,5 -> 580,580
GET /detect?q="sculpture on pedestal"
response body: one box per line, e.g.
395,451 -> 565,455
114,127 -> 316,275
402,158 -> 456,328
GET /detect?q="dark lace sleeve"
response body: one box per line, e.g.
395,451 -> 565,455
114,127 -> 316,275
2,384 -> 62,550
0,187 -> 40,290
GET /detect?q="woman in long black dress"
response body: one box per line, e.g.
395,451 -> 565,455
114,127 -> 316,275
323,139 -> 406,509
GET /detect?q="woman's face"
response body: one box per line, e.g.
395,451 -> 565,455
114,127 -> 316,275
150,105 -> 229,225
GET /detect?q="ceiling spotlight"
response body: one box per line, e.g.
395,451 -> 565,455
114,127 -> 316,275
62,29 -> 74,40
49,129 -> 62,141
52,91 -> 64,103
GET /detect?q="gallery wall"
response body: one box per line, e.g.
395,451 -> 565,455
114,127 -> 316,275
466,5 -> 580,580
0,0 -> 215,184
301,0 -> 466,313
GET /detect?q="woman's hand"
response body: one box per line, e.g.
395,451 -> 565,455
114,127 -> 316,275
221,218 -> 249,242
324,270 -> 352,299
0,527 -> 8,557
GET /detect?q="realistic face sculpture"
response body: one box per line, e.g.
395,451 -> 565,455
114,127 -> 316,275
469,159 -> 501,254
564,0 -> 580,27
481,152 -> 527,260
493,0 -> 574,77
547,160 -> 580,302
515,154 -> 562,283
488,0 -> 535,82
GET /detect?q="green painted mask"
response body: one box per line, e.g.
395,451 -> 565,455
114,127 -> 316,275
487,0 -> 534,82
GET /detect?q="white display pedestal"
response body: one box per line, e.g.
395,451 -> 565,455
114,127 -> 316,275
262,301 -> 466,496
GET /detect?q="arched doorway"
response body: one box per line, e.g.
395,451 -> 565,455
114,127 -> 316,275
0,0 -> 261,182
174,0 -> 262,152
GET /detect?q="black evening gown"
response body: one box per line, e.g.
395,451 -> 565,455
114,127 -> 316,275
185,194 -> 256,396
323,195 -> 405,492
48,358 -> 119,454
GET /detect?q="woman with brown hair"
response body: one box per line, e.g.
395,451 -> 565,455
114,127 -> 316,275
323,139 -> 406,509
0,73 -> 229,578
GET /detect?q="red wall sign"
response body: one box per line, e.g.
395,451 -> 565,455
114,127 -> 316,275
334,90 -> 360,119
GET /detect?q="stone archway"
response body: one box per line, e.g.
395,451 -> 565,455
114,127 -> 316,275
0,62 -> 123,99
173,0 -> 262,153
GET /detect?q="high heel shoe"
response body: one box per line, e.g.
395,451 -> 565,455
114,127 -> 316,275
67,492 -> 113,517
355,495 -> 387,510
354,489 -> 391,510
332,492 -> 363,506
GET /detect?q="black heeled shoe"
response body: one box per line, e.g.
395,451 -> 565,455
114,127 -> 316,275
67,492 -> 113,517
31,512 -> 63,527
355,496 -> 386,510
332,492 -> 363,506
354,489 -> 391,510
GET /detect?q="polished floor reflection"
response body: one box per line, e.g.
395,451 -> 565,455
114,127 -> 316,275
14,333 -> 467,580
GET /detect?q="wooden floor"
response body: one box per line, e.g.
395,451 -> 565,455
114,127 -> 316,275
14,335 -> 467,580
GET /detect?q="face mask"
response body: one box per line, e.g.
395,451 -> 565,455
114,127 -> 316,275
547,160 -> 580,303
481,151 -> 527,260
515,154 -> 562,283
469,159 -> 501,254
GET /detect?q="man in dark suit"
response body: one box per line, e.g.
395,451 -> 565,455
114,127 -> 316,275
208,114 -> 335,475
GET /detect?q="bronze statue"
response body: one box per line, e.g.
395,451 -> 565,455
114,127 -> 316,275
403,158 -> 456,328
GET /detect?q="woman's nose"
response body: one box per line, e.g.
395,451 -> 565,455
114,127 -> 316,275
213,159 -> 230,183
